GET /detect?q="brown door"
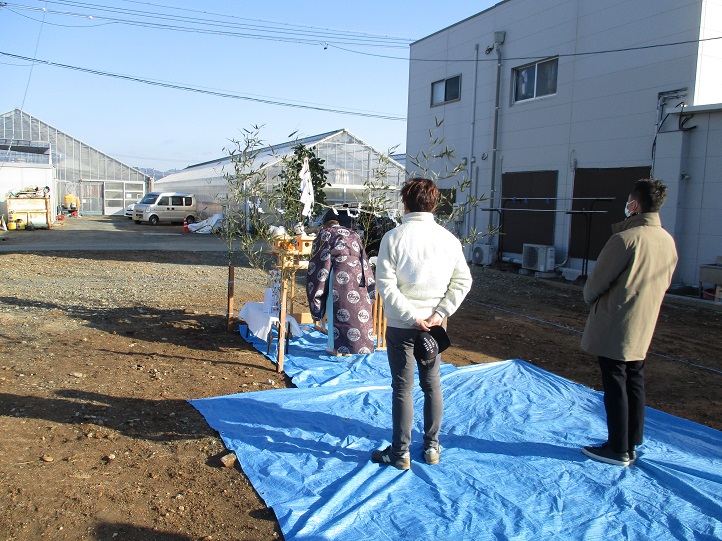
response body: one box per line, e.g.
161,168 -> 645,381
569,167 -> 651,261
500,171 -> 558,254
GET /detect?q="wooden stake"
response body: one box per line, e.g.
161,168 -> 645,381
277,280 -> 288,373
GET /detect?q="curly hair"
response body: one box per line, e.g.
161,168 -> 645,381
401,178 -> 440,213
631,179 -> 668,213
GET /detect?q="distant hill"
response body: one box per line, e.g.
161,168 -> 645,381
136,168 -> 181,180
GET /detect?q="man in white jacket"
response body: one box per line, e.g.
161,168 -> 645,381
372,178 -> 472,470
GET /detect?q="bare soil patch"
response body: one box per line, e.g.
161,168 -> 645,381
1,251 -> 720,540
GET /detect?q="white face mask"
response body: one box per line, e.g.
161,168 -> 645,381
624,200 -> 636,218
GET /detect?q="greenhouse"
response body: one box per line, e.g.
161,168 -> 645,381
0,109 -> 149,216
154,129 -> 407,219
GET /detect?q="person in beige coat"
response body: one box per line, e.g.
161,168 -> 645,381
581,179 -> 678,466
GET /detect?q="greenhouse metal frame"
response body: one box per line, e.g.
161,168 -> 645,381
154,129 -> 407,219
0,109 -> 150,215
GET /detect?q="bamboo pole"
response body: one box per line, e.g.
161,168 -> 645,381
373,295 -> 387,350
226,264 -> 235,332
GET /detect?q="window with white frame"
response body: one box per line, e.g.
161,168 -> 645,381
513,58 -> 558,103
431,75 -> 461,106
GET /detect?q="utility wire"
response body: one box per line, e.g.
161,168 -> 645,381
1,0 -> 46,165
331,34 -> 722,62
0,50 -> 407,121
50,0 -> 414,43
6,6 -> 117,26
8,2 -> 719,57
4,2 -> 412,47
18,6 -> 44,111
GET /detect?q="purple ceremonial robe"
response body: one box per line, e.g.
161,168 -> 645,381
306,225 -> 376,354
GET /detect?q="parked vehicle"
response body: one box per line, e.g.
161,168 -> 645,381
133,192 -> 197,225
125,203 -> 136,219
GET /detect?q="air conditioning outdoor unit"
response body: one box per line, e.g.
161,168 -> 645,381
522,244 -> 556,272
471,242 -> 497,266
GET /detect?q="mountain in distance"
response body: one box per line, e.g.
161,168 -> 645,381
136,167 -> 180,180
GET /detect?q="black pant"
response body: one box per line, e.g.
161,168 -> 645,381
598,356 -> 646,453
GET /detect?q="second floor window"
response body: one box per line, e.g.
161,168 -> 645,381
431,75 -> 461,106
513,58 -> 558,103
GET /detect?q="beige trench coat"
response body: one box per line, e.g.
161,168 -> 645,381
581,213 -> 678,361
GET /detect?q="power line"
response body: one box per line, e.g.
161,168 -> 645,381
3,2 -> 412,48
47,0 -> 413,41
330,34 -> 722,62
115,0 -> 413,41
1,0 -> 47,166
5,2 -> 721,58
0,50 -> 407,121
66,0 -> 414,43
6,5 -> 117,27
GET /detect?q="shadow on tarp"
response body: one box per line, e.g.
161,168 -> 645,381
190,330 -> 722,541
238,324 -> 457,388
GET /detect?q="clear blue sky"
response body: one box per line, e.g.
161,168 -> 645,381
0,1 -> 496,171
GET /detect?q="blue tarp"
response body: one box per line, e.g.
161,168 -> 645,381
189,327 -> 722,541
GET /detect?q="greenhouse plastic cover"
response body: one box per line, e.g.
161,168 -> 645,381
189,327 -> 722,541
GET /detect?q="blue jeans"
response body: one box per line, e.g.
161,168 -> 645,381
386,327 -> 443,454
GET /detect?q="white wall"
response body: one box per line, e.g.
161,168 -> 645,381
407,0 -> 720,285
657,107 -> 722,284
695,0 -> 722,105
0,163 -> 56,222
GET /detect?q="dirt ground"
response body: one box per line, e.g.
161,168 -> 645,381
1,250 -> 721,541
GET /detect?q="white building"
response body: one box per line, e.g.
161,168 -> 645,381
407,0 -> 722,286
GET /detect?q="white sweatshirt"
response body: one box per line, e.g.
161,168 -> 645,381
376,212 -> 472,329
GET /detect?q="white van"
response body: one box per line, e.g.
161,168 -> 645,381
133,192 -> 198,225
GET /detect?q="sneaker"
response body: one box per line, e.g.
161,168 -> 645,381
423,445 -> 442,465
582,443 -> 631,466
371,446 -> 410,470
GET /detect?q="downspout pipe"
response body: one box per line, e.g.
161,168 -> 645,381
651,87 -> 687,177
488,31 -> 505,234
468,43 -> 480,240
